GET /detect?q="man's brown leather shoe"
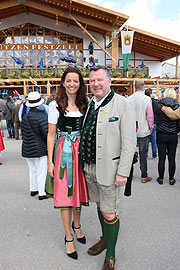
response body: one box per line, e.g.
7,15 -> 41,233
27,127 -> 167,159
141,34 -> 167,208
88,237 -> 107,255
102,257 -> 115,270
141,176 -> 152,183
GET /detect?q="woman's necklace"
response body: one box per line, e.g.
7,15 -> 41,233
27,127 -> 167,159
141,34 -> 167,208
69,102 -> 75,106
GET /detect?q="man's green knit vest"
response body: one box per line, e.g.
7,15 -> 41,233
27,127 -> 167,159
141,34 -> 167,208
79,90 -> 114,171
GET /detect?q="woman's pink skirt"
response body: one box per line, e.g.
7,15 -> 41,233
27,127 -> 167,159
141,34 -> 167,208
53,136 -> 89,209
0,131 -> 5,152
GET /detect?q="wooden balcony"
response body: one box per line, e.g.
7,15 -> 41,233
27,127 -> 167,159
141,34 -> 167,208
1,67 -> 180,102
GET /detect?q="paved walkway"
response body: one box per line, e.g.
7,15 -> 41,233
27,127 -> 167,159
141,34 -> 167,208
0,129 -> 180,270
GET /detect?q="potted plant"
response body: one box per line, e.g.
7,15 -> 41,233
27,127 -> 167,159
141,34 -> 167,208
81,71 -> 89,78
128,72 -> 135,78
32,73 -> 41,78
8,73 -> 16,79
112,72 -> 123,78
21,72 -> 30,79
56,72 -> 62,78
43,72 -> 54,78
137,73 -> 145,78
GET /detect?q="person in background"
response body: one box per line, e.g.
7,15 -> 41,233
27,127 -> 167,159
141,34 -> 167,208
18,95 -> 29,123
19,95 -> 48,123
128,81 -> 154,183
155,88 -> 179,185
161,101 -> 180,120
88,41 -> 94,55
46,89 -> 56,105
47,67 -> 89,260
145,88 -> 159,159
12,99 -> 21,140
2,96 -> 15,139
21,92 -> 48,200
0,129 -> 5,165
79,65 -> 136,270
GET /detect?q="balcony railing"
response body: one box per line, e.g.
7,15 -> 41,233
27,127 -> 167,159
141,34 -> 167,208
0,66 -> 149,79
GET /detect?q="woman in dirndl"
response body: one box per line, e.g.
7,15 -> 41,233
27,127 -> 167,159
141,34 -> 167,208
47,67 -> 89,260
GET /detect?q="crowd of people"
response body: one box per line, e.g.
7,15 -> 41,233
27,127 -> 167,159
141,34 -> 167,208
1,65 -> 180,270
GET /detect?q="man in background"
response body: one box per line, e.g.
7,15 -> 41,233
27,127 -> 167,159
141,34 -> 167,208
128,81 -> 154,183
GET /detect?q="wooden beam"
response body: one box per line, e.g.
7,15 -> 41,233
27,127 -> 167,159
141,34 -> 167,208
0,9 -> 25,20
156,81 -> 159,96
132,47 -> 162,60
132,44 -> 166,60
0,0 -> 20,10
161,53 -> 180,62
71,0 -> 129,19
70,14 -> 116,63
133,80 -> 135,93
112,30 -> 119,68
112,16 -> 119,28
67,0 -> 72,27
178,80 -> 180,103
25,0 -> 114,32
176,56 -> 179,77
127,25 -> 180,47
47,80 -> 50,96
23,80 -> 27,95
134,35 -> 180,52
133,39 -> 176,56
23,4 -> 29,15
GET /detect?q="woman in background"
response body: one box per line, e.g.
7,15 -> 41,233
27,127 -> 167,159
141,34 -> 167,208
156,88 -> 179,185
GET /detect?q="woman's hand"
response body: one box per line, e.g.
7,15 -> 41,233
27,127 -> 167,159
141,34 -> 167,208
57,128 -> 61,138
48,162 -> 54,178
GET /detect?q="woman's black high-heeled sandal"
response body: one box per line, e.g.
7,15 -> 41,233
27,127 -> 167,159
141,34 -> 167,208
72,221 -> 86,244
64,236 -> 78,260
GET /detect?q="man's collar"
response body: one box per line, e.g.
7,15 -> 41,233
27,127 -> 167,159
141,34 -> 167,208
92,90 -> 111,110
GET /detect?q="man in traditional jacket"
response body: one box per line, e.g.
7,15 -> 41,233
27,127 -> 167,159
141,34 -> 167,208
79,65 -> 136,270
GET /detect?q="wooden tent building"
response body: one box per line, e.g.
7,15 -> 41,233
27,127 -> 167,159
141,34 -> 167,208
0,0 -> 180,97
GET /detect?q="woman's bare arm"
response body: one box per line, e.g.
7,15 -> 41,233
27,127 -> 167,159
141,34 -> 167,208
47,123 -> 57,177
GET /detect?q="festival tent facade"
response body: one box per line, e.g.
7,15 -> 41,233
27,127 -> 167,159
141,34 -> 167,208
0,0 -> 180,96
0,0 -> 180,73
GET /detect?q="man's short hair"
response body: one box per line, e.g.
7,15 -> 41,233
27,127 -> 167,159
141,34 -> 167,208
145,88 -> 152,97
90,65 -> 110,79
135,80 -> 145,91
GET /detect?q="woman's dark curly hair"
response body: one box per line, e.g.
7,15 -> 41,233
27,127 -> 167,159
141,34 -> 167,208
56,66 -> 88,115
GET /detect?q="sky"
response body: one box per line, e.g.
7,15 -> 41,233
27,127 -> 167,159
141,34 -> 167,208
84,0 -> 180,64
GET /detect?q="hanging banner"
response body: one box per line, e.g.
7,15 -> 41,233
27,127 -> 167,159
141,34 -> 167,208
121,31 -> 134,72
0,44 -> 82,51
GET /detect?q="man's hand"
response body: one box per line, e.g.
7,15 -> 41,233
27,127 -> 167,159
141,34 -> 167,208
114,175 -> 127,186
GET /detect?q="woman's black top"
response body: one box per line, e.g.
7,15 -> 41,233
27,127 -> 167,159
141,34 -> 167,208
57,113 -> 84,132
156,98 -> 179,134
